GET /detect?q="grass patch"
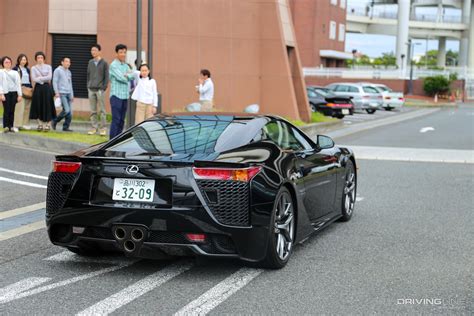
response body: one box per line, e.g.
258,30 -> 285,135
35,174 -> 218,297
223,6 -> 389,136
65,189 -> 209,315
0,105 -> 3,118
19,130 -> 107,145
404,100 -> 454,107
289,112 -> 339,127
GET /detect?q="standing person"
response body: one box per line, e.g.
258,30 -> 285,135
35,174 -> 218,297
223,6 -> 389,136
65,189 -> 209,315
109,43 -> 135,138
13,54 -> 33,130
30,51 -> 55,131
52,57 -> 74,132
1,56 -> 22,133
196,69 -> 214,112
87,44 -> 109,136
131,64 -> 158,124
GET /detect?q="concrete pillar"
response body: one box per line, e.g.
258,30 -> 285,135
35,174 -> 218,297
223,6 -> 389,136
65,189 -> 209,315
469,0 -> 474,70
459,0 -> 472,67
396,0 -> 410,71
437,37 -> 447,68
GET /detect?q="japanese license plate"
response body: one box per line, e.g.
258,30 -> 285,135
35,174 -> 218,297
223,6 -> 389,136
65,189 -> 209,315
342,109 -> 349,115
112,178 -> 155,202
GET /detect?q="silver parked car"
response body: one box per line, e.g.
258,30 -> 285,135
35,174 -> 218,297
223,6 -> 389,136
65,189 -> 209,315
360,83 -> 405,111
325,83 -> 383,114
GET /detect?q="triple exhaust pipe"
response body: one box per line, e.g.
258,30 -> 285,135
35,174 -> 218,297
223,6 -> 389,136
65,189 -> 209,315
113,226 -> 147,253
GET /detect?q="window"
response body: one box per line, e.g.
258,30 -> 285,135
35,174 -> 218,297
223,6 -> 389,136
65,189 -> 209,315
307,89 -> 318,98
340,0 -> 346,9
339,24 -> 345,42
348,86 -> 359,93
363,86 -> 379,94
329,21 -> 337,40
331,0 -> 338,6
335,85 -> 348,92
263,121 -> 312,151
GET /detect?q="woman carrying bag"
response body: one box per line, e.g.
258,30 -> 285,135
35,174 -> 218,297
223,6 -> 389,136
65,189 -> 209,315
1,56 -> 23,133
13,54 -> 33,130
29,51 -> 55,131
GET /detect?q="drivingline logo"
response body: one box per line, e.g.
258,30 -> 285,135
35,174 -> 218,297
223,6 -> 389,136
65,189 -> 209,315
397,298 -> 466,306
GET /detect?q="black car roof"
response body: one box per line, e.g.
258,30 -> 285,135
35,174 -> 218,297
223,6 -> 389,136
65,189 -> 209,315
154,112 -> 280,121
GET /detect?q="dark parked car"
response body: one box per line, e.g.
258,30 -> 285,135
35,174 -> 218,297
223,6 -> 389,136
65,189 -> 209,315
307,86 -> 354,119
46,114 -> 357,269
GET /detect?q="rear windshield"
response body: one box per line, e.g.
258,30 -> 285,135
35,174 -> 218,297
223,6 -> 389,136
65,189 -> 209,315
313,88 -> 336,97
99,116 -> 266,157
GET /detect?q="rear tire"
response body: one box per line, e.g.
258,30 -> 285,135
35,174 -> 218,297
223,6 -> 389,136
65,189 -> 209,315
310,103 -> 317,113
385,107 -> 392,111
366,109 -> 376,114
339,160 -> 356,222
335,114 -> 345,119
258,187 -> 295,269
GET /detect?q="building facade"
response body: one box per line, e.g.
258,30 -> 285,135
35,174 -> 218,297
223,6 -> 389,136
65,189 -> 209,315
291,0 -> 351,68
0,0 -> 311,121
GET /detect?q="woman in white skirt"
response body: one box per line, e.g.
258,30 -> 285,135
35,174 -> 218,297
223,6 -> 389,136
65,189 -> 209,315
131,64 -> 158,124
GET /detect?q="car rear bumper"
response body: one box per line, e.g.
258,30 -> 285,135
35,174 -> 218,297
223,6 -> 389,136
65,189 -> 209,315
46,203 -> 273,262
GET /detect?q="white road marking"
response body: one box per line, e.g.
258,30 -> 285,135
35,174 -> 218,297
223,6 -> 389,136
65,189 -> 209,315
419,126 -> 435,133
44,251 -> 133,266
0,202 -> 46,220
78,261 -> 193,316
0,176 -> 47,189
0,167 -> 48,180
0,277 -> 52,303
0,220 -> 45,242
175,268 -> 264,316
0,261 -> 136,304
356,196 -> 364,202
344,145 -> 474,164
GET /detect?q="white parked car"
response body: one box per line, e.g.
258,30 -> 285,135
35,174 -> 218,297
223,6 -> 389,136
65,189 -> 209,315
361,83 -> 405,111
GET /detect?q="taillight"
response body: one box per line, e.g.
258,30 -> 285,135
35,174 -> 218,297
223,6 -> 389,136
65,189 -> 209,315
192,166 -> 262,182
399,97 -> 405,101
384,96 -> 391,100
185,233 -> 206,243
326,103 -> 335,107
362,95 -> 370,99
52,161 -> 82,173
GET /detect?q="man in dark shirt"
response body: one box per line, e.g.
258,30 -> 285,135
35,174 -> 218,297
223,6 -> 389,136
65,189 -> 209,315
87,44 -> 109,136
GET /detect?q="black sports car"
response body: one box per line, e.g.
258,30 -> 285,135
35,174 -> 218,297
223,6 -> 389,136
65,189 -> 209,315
46,114 -> 357,269
307,86 -> 354,119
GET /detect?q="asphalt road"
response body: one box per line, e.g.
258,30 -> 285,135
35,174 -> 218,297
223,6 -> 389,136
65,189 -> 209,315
0,105 -> 473,315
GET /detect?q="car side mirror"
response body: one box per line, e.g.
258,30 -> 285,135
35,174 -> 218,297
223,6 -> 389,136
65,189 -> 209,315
316,135 -> 335,150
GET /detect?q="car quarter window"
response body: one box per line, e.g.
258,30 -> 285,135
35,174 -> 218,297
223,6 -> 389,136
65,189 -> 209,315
334,85 -> 347,92
307,89 -> 318,98
348,86 -> 359,93
262,121 -> 313,151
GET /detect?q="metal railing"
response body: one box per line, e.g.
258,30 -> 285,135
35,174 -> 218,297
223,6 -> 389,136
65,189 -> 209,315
303,67 -> 474,80
347,7 -> 463,24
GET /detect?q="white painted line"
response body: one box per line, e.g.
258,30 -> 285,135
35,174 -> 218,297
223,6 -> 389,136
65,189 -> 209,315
0,261 -> 136,304
0,202 -> 46,220
44,251 -> 133,266
419,126 -> 435,133
356,196 -> 364,202
0,220 -> 45,242
0,176 -> 47,189
0,277 -> 52,303
342,145 -> 474,164
175,268 -> 264,316
78,261 -> 193,316
0,167 -> 48,180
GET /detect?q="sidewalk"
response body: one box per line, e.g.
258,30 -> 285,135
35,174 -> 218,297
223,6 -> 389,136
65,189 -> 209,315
0,108 -> 438,155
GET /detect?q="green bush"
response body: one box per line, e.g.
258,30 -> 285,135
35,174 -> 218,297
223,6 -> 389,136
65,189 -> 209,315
423,75 -> 451,96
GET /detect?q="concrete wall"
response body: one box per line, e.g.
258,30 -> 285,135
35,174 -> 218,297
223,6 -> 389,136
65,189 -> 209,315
96,0 -> 310,121
290,0 -> 346,67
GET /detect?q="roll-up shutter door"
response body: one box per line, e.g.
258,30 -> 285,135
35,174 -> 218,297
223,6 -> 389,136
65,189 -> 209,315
52,34 -> 97,98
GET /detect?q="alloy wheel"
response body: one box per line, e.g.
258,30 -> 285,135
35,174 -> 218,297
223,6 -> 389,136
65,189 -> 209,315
274,192 -> 295,261
343,168 -> 356,216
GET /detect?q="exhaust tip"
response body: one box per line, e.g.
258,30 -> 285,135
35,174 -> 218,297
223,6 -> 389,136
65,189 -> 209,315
124,240 -> 136,252
114,227 -> 126,240
131,228 -> 144,242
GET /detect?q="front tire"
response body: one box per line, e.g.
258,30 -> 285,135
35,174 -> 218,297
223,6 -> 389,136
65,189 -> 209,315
366,109 -> 376,114
259,187 -> 295,269
339,160 -> 356,222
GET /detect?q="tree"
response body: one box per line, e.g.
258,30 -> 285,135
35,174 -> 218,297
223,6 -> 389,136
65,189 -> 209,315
373,52 -> 397,68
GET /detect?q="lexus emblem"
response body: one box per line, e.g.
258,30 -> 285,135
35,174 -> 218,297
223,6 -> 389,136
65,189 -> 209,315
125,165 -> 139,175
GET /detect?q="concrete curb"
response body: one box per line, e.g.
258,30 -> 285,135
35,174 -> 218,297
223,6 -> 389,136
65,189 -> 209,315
0,133 -> 88,154
323,108 -> 440,140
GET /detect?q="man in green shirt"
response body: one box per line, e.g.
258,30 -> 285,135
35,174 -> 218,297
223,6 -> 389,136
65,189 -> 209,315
109,44 -> 135,138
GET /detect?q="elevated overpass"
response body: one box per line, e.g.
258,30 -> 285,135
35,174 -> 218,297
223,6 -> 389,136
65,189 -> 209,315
346,0 -> 473,70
